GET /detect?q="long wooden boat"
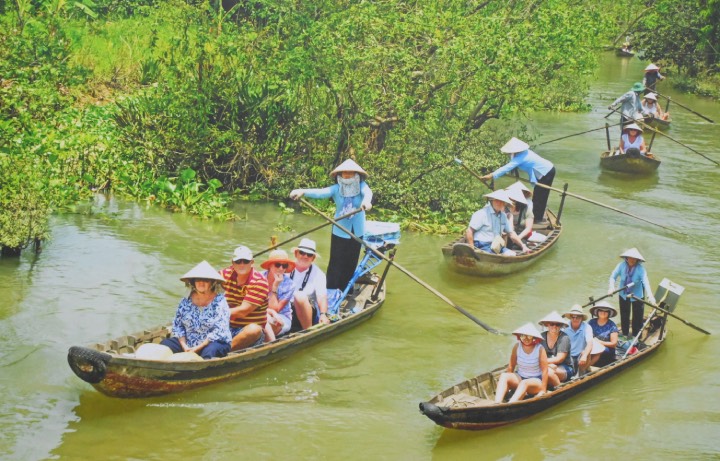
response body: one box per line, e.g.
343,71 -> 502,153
644,114 -> 671,130
600,149 -> 661,174
419,280 -> 682,430
441,210 -> 561,277
68,272 -> 387,398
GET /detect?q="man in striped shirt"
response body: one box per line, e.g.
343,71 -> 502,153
220,245 -> 269,350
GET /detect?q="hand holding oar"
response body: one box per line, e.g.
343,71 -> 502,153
299,198 -> 504,335
653,92 -> 715,124
629,294 -> 711,335
637,120 -> 720,166
254,208 -> 363,258
453,158 -> 494,191
605,105 -> 622,119
582,283 -> 634,308
536,122 -> 624,147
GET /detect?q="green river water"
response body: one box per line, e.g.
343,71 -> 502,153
1,53 -> 719,460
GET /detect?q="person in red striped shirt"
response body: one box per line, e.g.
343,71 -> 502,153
220,245 -> 269,350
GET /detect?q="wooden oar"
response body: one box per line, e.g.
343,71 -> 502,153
604,105 -> 622,119
453,158 -> 494,190
509,177 -> 685,235
637,120 -> 720,166
254,208 -> 363,258
653,92 -> 715,123
299,198 -> 504,335
629,295 -> 711,335
582,283 -> 635,308
535,122 -> 623,146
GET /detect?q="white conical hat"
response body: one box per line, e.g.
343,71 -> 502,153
330,159 -> 368,178
505,186 -> 527,205
644,93 -> 658,101
483,189 -> 513,205
538,311 -> 570,327
589,301 -> 618,318
512,322 -> 543,340
508,180 -> 532,196
180,260 -> 225,283
645,63 -> 660,71
623,123 -> 643,133
500,137 -> 530,154
620,247 -> 645,262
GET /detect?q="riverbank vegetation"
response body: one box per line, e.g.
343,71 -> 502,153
2,0 -> 713,255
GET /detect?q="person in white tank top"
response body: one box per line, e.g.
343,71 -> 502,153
494,323 -> 549,404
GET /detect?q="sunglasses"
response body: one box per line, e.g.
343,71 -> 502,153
596,309 -> 610,314
570,315 -> 583,319
297,250 -> 314,258
519,334 -> 534,341
233,259 -> 252,265
546,323 -> 564,327
273,263 -> 289,269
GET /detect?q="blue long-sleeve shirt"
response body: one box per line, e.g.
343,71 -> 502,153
492,149 -> 554,185
609,261 -> 653,301
303,182 -> 372,239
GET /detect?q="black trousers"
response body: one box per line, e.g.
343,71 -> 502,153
619,296 -> 645,336
532,167 -> 555,221
326,233 -> 362,290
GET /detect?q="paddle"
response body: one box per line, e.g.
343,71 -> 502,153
253,208 -> 363,259
604,105 -> 622,119
637,120 -> 720,166
653,92 -> 715,124
535,122 -> 624,147
299,198 -> 504,335
629,294 -> 711,335
453,158 -> 494,190
582,283 -> 634,308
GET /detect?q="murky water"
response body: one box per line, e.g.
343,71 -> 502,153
2,53 -> 719,460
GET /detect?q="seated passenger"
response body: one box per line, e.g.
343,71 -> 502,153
494,323 -> 548,403
619,123 -> 647,156
538,311 -> 574,387
587,301 -> 620,368
562,305 -> 593,376
642,93 -> 669,120
160,261 -> 231,360
465,190 -> 529,256
288,238 -> 330,330
220,245 -> 269,351
260,249 -> 296,342
505,186 -> 534,242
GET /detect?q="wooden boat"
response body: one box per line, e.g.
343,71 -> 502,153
419,279 -> 683,430
441,210 -> 562,277
68,246 -> 393,398
600,149 -> 661,174
643,114 -> 671,130
615,48 -> 635,57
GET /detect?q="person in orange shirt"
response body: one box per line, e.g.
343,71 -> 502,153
220,245 -> 269,350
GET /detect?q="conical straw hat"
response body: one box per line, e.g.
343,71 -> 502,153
619,247 -> 645,261
484,189 -> 513,205
180,260 -> 225,283
330,159 -> 368,178
500,137 -> 530,154
512,322 -> 543,340
538,311 -> 570,327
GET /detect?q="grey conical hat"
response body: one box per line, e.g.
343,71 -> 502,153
180,260 -> 225,283
620,247 -> 645,262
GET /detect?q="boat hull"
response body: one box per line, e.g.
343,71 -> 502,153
600,150 -> 661,174
68,283 -> 385,398
644,115 -> 671,130
441,211 -> 561,277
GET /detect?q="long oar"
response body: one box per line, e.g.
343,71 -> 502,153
453,158 -> 494,190
629,294 -> 711,335
637,120 -> 720,166
604,105 -> 622,119
535,122 -> 623,146
299,198 -> 504,335
653,92 -> 715,123
581,283 -> 634,308
254,208 -> 363,258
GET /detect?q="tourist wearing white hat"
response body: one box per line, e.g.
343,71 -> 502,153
465,189 -> 530,256
288,238 -> 330,329
494,323 -> 548,404
160,261 -> 232,359
608,248 -> 656,337
609,82 -> 647,127
289,159 -> 373,291
642,92 -> 669,121
562,305 -> 594,376
260,249 -> 297,341
504,184 -> 534,241
538,311 -> 573,387
220,245 -> 268,350
619,123 -> 647,156
642,63 -> 665,93
587,301 -> 620,368
480,137 -> 556,223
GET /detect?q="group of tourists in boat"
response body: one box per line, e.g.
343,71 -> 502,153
495,248 -> 656,403
154,159 -> 374,361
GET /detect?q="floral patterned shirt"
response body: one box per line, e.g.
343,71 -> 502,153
171,294 -> 232,347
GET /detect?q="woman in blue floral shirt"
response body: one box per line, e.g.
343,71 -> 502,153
160,261 -> 232,359
587,301 -> 619,368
